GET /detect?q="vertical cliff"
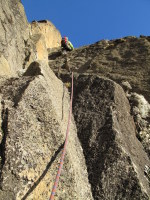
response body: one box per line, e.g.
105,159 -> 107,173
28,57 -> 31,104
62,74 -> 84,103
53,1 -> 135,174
0,1 -> 93,199
0,0 -> 29,75
73,75 -> 150,199
0,0 -> 149,199
0,62 -> 93,200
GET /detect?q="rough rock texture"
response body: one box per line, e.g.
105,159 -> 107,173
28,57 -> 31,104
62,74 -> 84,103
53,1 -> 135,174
0,0 -> 150,199
31,20 -> 61,49
0,1 -> 62,76
29,33 -> 48,62
0,55 -> 12,77
0,0 -> 29,75
49,36 -> 150,160
0,61 -> 93,200
129,92 -> 150,158
50,36 -> 150,101
72,75 -> 150,199
0,1 -> 94,199
21,20 -> 62,71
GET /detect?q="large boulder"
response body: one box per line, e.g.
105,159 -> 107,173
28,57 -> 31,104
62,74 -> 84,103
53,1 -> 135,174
73,75 -> 150,199
0,62 -> 93,200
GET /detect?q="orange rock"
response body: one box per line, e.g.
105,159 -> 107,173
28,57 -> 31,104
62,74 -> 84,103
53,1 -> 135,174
31,20 -> 61,49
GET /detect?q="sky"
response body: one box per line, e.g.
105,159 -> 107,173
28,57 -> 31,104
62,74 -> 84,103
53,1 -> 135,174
21,0 -> 150,48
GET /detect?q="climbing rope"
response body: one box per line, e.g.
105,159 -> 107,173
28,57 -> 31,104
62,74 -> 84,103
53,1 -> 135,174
49,72 -> 74,200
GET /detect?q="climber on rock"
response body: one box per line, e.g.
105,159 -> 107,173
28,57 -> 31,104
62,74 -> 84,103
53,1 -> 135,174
61,36 -> 74,53
58,36 -> 73,75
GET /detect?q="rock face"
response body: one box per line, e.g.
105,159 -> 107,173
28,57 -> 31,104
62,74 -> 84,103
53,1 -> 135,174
0,55 -> 12,76
129,92 -> 150,158
49,36 -> 150,162
0,1 -> 62,76
23,20 -> 62,68
21,20 -> 62,71
31,20 -> 61,49
0,1 -> 93,199
0,0 -> 150,199
0,0 -> 29,75
73,75 -> 150,199
50,36 -> 150,101
0,62 -> 93,200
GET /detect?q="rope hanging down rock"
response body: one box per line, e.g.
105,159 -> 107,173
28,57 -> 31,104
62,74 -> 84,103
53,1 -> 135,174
49,72 -> 74,200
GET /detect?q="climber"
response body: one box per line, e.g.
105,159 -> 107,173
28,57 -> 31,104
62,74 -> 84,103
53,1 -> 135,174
58,36 -> 73,75
61,36 -> 74,52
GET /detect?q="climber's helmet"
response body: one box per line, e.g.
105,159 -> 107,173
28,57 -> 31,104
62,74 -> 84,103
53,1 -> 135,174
64,36 -> 68,43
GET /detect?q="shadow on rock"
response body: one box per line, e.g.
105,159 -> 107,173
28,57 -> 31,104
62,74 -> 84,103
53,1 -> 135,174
23,62 -> 43,76
21,142 -> 64,200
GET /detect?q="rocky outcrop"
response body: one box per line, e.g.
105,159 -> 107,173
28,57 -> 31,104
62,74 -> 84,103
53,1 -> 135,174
72,75 -> 150,199
129,92 -> 150,158
0,0 -> 150,199
50,36 -> 150,101
22,20 -> 62,71
0,0 -> 29,76
0,61 -> 93,200
0,1 -> 93,199
0,1 -> 62,76
49,36 -> 150,161
0,55 -> 12,76
31,20 -> 61,49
